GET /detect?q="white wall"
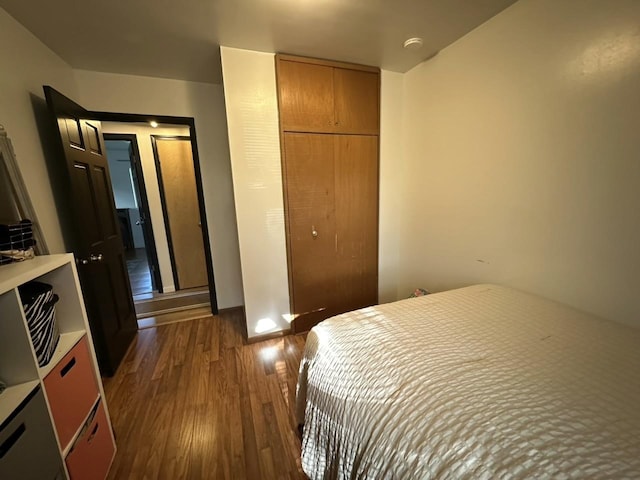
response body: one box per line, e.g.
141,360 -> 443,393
103,123 -> 193,293
0,7 -> 78,253
220,47 -> 290,338
399,0 -> 640,327
74,71 -> 244,309
378,70 -> 405,304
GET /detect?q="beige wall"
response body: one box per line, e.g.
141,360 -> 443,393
74,70 -> 244,309
102,122 -> 191,293
399,0 -> 640,327
378,70 -> 405,304
220,47 -> 290,338
0,8 -> 78,253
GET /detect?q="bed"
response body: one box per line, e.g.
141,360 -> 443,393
296,284 -> 640,479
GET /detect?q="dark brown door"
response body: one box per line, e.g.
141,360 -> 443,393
103,133 -> 163,293
44,86 -> 137,376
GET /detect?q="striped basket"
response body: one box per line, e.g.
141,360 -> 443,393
18,281 -> 60,367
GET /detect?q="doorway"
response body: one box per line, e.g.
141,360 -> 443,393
44,86 -> 219,374
101,121 -> 216,325
104,134 -> 161,297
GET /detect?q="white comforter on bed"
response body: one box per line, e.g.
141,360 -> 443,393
296,285 -> 640,479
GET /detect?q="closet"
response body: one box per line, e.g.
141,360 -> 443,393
276,54 -> 380,333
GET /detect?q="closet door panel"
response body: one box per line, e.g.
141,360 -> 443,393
334,135 -> 379,312
278,61 -> 335,133
283,133 -> 337,325
334,68 -> 380,135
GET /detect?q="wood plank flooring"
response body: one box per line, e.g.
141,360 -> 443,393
126,248 -> 153,296
103,310 -> 308,479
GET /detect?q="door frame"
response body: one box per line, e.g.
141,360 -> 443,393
91,111 -> 219,314
103,133 -> 163,293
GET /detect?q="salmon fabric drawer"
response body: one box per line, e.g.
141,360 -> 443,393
44,336 -> 99,449
66,401 -> 115,480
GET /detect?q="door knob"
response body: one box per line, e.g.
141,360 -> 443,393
311,227 -> 318,238
90,253 -> 103,262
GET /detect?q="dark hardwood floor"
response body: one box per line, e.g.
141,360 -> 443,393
103,310 -> 307,479
126,248 -> 153,296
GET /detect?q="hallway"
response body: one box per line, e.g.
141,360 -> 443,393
125,248 -> 152,296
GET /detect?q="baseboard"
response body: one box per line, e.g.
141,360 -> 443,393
218,306 -> 245,315
214,307 -> 292,344
247,328 -> 292,344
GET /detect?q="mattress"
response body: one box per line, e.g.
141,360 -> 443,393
296,285 -> 640,479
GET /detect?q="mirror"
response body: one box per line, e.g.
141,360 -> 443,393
0,125 -> 49,254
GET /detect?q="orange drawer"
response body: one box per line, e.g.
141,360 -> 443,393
44,337 -> 99,449
66,400 -> 115,480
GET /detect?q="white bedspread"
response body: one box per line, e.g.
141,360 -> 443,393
296,285 -> 640,479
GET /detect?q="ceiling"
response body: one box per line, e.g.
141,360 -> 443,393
0,0 -> 517,84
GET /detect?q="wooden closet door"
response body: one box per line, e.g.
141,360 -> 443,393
278,60 -> 334,133
154,138 -> 208,290
283,133 -> 338,332
334,68 -> 380,135
334,135 -> 379,312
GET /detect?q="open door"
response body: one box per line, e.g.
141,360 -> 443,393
127,140 -> 163,292
44,86 -> 137,376
104,132 -> 163,294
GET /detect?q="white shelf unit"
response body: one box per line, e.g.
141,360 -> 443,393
0,380 -> 40,426
0,254 -> 116,479
39,331 -> 86,380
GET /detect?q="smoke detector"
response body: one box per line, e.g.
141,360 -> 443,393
403,37 -> 424,50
